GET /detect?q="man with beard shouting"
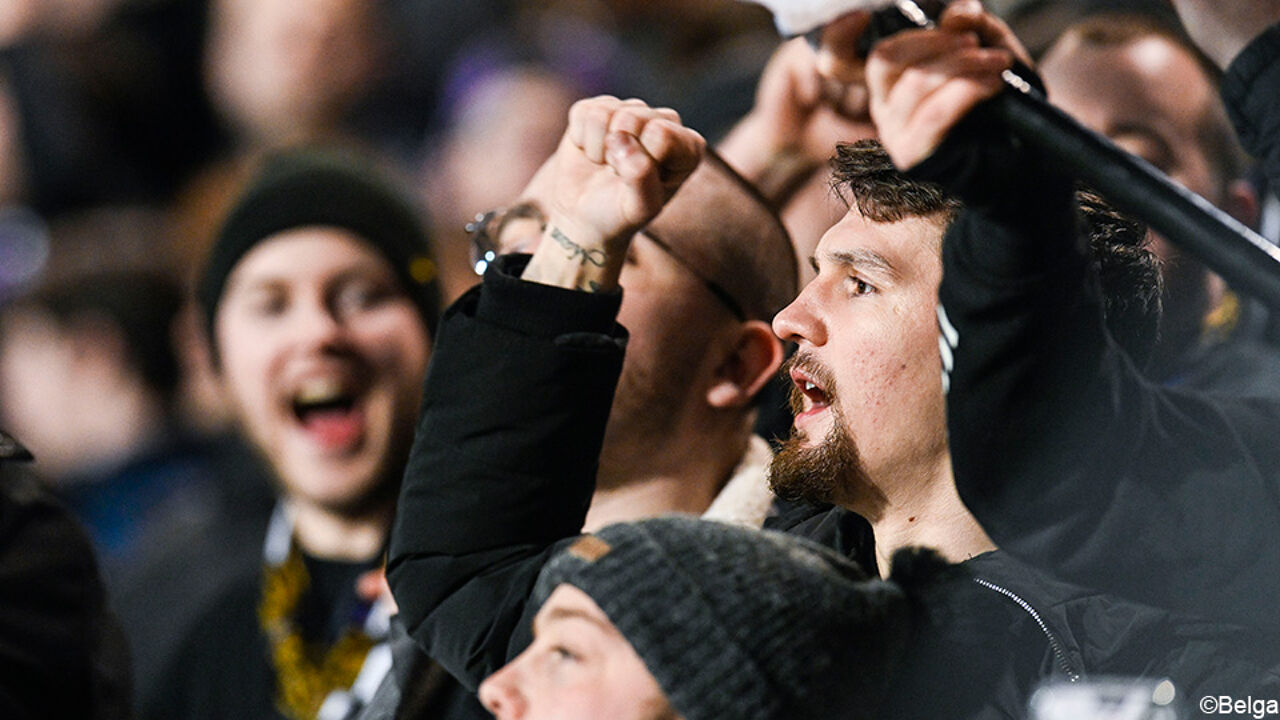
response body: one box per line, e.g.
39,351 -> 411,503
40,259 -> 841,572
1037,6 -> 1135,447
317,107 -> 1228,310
388,70 -> 1275,716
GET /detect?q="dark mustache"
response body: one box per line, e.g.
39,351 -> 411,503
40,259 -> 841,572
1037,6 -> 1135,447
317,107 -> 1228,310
780,351 -> 839,417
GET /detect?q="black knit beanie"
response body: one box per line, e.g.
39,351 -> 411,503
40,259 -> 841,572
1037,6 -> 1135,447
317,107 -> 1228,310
197,148 -> 441,350
533,517 -> 914,720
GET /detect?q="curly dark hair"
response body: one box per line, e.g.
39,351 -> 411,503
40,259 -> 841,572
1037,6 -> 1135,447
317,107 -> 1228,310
1077,189 -> 1163,368
830,139 -> 1161,366
831,140 -> 962,225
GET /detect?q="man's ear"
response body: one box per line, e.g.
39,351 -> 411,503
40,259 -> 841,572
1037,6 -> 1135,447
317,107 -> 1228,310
706,320 -> 784,409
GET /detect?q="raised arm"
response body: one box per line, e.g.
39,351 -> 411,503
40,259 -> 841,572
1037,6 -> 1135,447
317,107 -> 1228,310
522,97 -> 704,291
717,35 -> 876,206
856,0 -> 1280,627
386,97 -> 705,688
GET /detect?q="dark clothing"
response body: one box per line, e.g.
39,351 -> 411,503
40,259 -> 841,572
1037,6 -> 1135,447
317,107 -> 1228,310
764,502 -> 877,573
122,508 -> 267,714
145,518 -> 488,720
56,430 -> 234,584
1223,23 -> 1280,198
353,618 -> 481,720
775,506 -> 1280,718
1160,333 -> 1280,397
143,564 -> 278,720
387,255 -> 624,689
387,256 -> 1274,717
926,31 -> 1280,633
0,466 -> 130,720
98,431 -> 276,708
953,553 -> 1278,717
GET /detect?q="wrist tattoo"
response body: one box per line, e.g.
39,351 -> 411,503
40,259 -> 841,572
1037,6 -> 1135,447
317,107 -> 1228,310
550,226 -> 607,268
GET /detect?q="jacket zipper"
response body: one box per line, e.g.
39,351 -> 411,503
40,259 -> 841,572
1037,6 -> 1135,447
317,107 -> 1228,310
973,577 -> 1083,682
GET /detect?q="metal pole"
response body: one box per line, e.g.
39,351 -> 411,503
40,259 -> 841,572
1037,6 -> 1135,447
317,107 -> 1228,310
874,0 -> 1280,309
993,73 -> 1280,310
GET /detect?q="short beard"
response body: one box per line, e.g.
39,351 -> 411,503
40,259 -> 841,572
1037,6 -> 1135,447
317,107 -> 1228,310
768,355 -> 867,506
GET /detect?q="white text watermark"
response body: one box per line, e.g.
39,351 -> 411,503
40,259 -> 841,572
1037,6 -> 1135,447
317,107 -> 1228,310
1201,696 -> 1280,718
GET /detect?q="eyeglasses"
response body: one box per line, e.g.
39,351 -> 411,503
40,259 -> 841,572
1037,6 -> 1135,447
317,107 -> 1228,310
467,204 -> 546,276
639,229 -> 746,322
467,207 -> 747,322
467,209 -> 500,276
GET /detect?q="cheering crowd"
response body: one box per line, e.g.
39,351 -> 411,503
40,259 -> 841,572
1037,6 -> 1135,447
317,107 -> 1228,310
2,0 -> 1280,718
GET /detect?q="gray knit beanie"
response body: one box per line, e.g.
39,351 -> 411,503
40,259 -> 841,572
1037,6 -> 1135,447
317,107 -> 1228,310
197,147 -> 441,351
533,516 -> 913,720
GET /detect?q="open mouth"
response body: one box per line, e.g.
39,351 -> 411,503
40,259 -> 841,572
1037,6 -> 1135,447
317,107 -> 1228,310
291,377 -> 365,451
789,366 -> 831,419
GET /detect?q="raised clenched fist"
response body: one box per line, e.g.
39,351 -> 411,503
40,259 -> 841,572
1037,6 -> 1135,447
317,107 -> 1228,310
518,95 -> 705,291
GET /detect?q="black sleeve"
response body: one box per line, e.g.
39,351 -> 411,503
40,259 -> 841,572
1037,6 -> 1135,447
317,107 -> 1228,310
929,96 -> 1280,629
1222,22 -> 1280,196
386,255 -> 626,690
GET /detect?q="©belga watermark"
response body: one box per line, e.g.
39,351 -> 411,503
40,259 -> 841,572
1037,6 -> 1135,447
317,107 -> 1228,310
1201,696 -> 1280,718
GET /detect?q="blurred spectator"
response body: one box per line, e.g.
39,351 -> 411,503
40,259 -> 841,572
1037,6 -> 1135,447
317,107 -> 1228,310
534,0 -> 778,138
1040,12 -> 1280,392
382,0 -> 515,134
145,147 -> 482,720
0,204 -> 276,709
420,0 -> 775,142
0,0 -> 126,44
0,207 -> 248,579
1002,0 -> 1180,57
420,63 -> 581,302
0,0 -> 223,216
0,429 -> 131,719
205,0 -> 405,155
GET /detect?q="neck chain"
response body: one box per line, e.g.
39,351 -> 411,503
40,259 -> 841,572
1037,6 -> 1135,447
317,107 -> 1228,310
258,505 -> 387,720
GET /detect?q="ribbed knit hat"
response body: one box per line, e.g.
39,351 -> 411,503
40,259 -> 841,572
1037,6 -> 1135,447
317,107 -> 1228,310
533,516 -> 913,720
197,147 -> 441,349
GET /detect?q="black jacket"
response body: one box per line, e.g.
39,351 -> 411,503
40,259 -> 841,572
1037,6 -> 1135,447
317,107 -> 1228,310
388,256 -> 1278,717
387,256 -> 625,689
930,24 -> 1280,634
776,506 -> 1280,718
